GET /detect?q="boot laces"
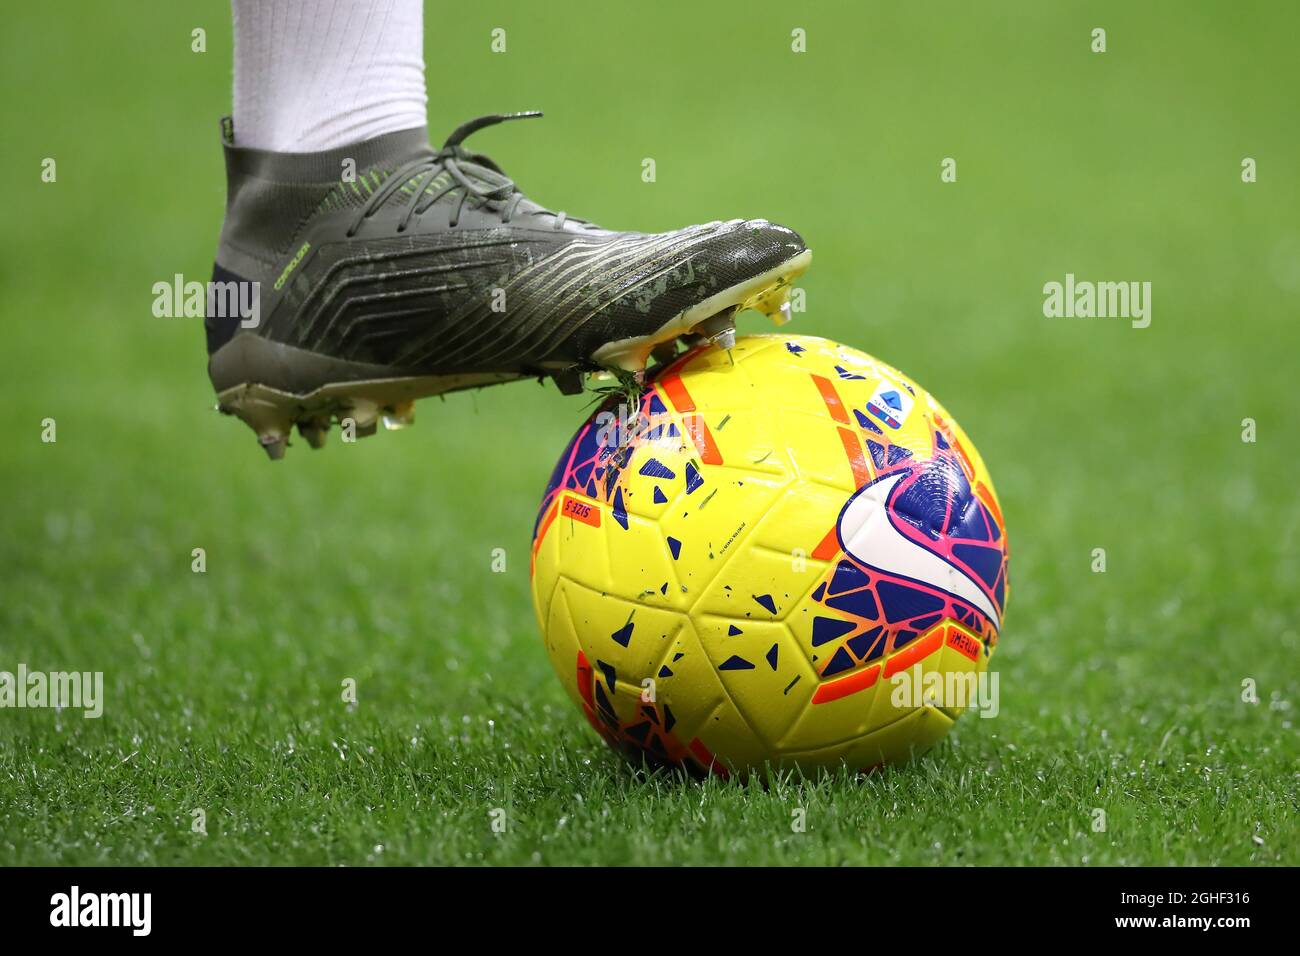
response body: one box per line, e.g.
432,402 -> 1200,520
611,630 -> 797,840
347,112 -> 576,236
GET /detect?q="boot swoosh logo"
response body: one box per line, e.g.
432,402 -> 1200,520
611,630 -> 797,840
837,472 -> 1001,629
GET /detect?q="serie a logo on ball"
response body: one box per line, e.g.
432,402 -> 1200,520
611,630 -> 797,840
530,335 -> 1009,776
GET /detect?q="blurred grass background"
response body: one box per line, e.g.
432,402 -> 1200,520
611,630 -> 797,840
0,1 -> 1295,864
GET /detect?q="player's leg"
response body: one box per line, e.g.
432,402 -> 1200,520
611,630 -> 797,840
228,0 -> 426,151
208,0 -> 811,459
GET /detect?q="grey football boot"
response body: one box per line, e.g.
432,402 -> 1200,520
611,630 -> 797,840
205,112 -> 811,458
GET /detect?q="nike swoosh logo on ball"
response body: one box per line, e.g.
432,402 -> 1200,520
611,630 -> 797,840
837,472 -> 1001,630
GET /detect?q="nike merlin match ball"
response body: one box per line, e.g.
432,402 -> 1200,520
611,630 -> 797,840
529,335 -> 1009,775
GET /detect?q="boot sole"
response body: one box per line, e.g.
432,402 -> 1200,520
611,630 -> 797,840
214,248 -> 812,459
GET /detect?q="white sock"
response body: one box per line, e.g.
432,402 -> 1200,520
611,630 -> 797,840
230,0 -> 427,152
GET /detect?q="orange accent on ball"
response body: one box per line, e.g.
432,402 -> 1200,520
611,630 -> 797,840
658,372 -> 722,465
561,494 -> 601,527
812,663 -> 881,704
811,373 -> 850,425
946,626 -> 982,662
530,499 -> 560,575
811,525 -> 840,561
884,627 -> 945,678
837,426 -> 871,487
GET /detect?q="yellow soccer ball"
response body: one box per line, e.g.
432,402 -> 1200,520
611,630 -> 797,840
530,335 -> 1009,776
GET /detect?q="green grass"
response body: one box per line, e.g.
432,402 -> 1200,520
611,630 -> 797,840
1,1 -> 1296,865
